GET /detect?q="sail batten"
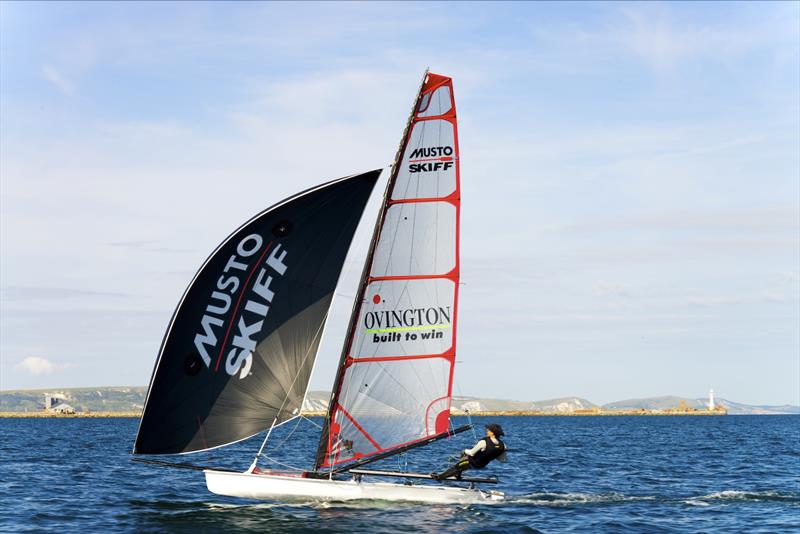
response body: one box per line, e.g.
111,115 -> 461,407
316,72 -> 461,469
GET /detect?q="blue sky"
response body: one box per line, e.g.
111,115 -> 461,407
1,2 -> 798,405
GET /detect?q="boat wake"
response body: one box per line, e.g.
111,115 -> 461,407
510,492 -> 655,506
510,490 -> 800,507
682,490 -> 800,506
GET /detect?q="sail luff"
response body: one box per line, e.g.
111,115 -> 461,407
315,72 -> 462,470
314,71 -> 430,470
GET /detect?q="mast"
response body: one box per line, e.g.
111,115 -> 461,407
315,71 -> 462,470
314,70 -> 429,469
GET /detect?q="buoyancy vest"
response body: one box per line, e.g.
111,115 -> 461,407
468,436 -> 505,469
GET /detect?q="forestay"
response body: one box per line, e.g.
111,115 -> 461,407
316,73 -> 461,469
134,171 -> 379,455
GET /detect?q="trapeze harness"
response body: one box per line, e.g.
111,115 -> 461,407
467,436 -> 506,468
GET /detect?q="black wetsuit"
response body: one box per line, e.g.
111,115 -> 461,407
434,435 -> 505,480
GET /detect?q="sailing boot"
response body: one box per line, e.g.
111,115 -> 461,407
434,459 -> 470,481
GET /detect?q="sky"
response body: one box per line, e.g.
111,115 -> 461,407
1,2 -> 798,406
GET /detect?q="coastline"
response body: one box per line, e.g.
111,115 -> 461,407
449,409 -> 728,417
0,409 -> 729,418
0,411 -> 142,418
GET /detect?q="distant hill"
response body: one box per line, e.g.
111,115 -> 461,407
603,396 -> 800,415
704,399 -> 800,415
1,388 -> 796,415
0,387 -> 146,413
452,396 -> 597,413
603,396 -> 706,411
303,391 -> 331,412
530,397 -> 597,413
452,395 -> 534,412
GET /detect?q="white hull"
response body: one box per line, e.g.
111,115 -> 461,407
205,469 -> 503,504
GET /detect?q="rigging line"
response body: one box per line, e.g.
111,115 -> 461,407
455,379 -> 478,441
250,309 -> 330,470
268,412 -> 304,453
261,455 -> 305,472
301,415 -> 323,429
396,452 -> 408,473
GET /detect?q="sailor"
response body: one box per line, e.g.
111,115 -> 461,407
431,423 -> 507,481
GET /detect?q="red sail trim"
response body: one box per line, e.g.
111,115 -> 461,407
415,116 -> 455,123
408,157 -> 454,163
424,394 -> 450,434
321,429 -> 458,469
338,406 -> 382,451
369,272 -> 456,283
388,196 -> 459,206
421,72 -> 451,93
214,240 -> 274,372
444,76 -> 461,440
350,353 -> 455,364
415,77 -> 449,115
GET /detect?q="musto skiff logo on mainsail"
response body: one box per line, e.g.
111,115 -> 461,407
192,234 -> 288,380
364,298 -> 451,344
408,146 -> 455,174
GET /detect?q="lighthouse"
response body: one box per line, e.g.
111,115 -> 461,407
708,389 -> 715,411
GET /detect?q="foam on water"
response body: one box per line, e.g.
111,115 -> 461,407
691,490 -> 800,503
512,489 -> 800,509
511,492 -> 657,506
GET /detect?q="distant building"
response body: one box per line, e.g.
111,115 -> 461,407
44,393 -> 76,414
708,389 -> 715,411
44,394 -> 68,411
51,403 -> 76,414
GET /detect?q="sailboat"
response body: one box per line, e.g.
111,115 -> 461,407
133,71 -> 504,504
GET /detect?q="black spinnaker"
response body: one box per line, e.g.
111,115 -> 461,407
134,170 -> 380,455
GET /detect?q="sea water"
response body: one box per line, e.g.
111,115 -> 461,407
1,415 -> 798,533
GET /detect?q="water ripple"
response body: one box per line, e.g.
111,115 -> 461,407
1,415 -> 798,533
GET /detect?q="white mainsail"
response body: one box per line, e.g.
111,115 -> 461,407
317,72 -> 462,468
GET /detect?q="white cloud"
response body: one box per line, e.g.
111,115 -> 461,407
41,65 -> 76,96
16,356 -> 58,375
594,282 -> 632,298
527,2 -> 798,75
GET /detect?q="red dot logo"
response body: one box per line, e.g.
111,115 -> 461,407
372,294 -> 381,304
